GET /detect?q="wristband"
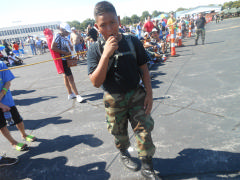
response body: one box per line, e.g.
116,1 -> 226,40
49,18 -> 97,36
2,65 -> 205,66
1,90 -> 6,95
2,88 -> 8,93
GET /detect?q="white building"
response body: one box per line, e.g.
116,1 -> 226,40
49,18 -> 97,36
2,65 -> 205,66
0,21 -> 60,43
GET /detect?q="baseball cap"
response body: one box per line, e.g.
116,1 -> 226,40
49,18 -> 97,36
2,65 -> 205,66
71,27 -> 76,31
60,22 -> 72,33
144,32 -> 148,36
151,28 -> 158,32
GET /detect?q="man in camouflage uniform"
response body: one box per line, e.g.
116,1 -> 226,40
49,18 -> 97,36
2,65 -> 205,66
195,13 -> 206,45
87,1 -> 159,180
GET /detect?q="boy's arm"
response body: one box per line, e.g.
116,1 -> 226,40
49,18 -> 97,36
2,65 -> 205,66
0,102 -> 10,112
139,63 -> 153,115
89,36 -> 118,88
0,81 -> 11,101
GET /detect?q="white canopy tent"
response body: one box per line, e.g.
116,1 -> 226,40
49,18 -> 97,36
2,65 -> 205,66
176,5 -> 222,18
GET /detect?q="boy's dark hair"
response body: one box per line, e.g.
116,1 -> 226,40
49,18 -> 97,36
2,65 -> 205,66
94,1 -> 117,20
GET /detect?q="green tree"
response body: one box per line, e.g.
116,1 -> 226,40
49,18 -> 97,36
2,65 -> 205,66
176,7 -> 188,12
121,16 -> 132,25
152,10 -> 160,17
232,0 -> 240,8
131,14 -> 140,24
79,18 -> 95,31
67,20 -> 82,30
141,11 -> 150,22
222,1 -> 236,9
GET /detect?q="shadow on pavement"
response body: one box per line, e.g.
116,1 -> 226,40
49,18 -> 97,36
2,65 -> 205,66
14,95 -> 57,106
153,148 -> 240,179
151,79 -> 164,89
8,116 -> 72,131
83,92 -> 103,101
26,134 -> 104,156
153,95 -> 171,101
1,157 -> 110,180
184,40 -> 225,47
0,135 -> 107,180
11,89 -> 36,96
205,41 -> 225,45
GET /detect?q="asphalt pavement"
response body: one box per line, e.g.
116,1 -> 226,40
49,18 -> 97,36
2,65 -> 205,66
0,17 -> 240,180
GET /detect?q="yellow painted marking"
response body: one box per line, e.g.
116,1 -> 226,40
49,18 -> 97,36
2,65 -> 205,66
207,25 -> 240,32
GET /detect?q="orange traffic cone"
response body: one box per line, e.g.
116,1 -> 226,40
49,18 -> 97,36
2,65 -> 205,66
177,24 -> 183,47
188,21 -> 192,37
170,25 -> 178,57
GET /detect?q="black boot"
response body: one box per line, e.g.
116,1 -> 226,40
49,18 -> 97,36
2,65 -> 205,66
141,157 -> 161,180
195,40 -> 198,45
202,40 -> 204,45
120,149 -> 138,171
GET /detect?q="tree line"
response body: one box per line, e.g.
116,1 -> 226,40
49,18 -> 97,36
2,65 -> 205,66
67,1 -> 239,31
67,10 -> 166,32
222,0 -> 240,9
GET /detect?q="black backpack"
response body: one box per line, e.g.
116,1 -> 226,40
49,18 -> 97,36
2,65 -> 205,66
96,34 -> 137,72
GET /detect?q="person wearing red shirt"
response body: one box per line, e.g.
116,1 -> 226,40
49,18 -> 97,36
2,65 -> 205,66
12,42 -> 19,55
143,16 -> 154,34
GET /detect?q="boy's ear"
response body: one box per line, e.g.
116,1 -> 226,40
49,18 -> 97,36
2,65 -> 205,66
94,23 -> 99,31
118,16 -> 121,26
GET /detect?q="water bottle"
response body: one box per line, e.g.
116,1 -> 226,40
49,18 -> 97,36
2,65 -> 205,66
4,111 -> 14,126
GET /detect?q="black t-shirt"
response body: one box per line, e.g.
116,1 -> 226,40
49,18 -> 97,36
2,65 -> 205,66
87,35 -> 149,94
196,17 -> 206,29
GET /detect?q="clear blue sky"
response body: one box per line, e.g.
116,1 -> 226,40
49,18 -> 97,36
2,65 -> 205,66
1,0 -> 229,28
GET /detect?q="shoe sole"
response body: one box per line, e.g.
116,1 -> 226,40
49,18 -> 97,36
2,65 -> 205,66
0,159 -> 19,167
119,158 -> 139,172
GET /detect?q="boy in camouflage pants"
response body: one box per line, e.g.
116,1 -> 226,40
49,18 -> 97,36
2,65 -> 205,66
87,1 -> 160,179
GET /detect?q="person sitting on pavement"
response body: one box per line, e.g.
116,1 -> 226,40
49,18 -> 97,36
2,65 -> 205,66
151,28 -> 166,55
7,52 -> 23,66
143,29 -> 164,61
0,61 -> 36,151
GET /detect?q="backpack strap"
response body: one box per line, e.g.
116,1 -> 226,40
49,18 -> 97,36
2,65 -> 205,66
97,35 -> 139,73
124,35 -> 143,78
124,35 -> 136,60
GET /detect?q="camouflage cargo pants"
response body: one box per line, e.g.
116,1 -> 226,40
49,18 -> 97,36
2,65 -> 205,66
103,86 -> 156,159
195,28 -> 205,42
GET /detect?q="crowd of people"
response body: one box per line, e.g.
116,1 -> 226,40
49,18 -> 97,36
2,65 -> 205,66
0,11 -> 207,68
0,2 -> 209,179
